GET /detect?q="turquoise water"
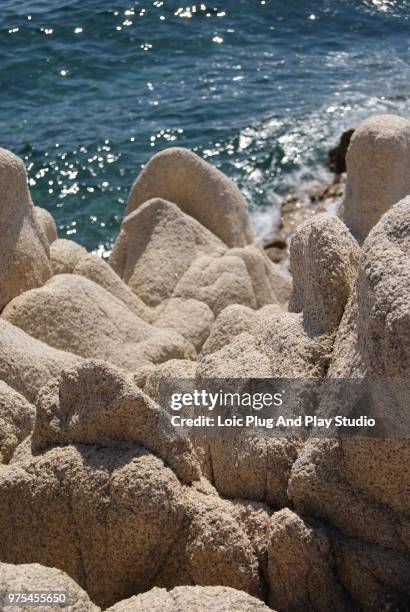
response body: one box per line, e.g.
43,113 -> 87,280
1,0 -> 409,253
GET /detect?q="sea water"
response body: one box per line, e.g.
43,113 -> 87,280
1,0 -> 409,254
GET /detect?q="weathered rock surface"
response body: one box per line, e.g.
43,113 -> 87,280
154,298 -> 214,351
267,509 -> 350,611
0,148 -> 51,311
34,206 -> 58,244
73,253 -> 152,321
2,274 -> 195,371
340,114 -> 410,242
173,247 -> 290,316
110,198 -> 225,306
0,562 -> 99,611
0,318 -> 82,403
106,586 -> 272,612
49,238 -> 88,275
126,147 -> 254,247
286,201 -> 410,609
0,361 -> 270,609
0,382 -> 35,464
289,214 -> 360,335
33,359 -> 200,483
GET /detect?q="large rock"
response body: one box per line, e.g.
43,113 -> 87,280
0,148 -> 51,311
0,319 -> 82,403
106,586 -> 271,612
126,147 -> 254,247
49,239 -> 88,275
33,360 -> 200,483
73,253 -> 152,321
0,562 -> 99,611
154,298 -> 214,351
340,114 -> 410,243
2,274 -> 195,371
173,247 -> 290,316
201,304 -> 281,357
0,361 -> 270,609
267,509 -> 350,611
198,308 -> 328,378
289,214 -> 360,336
0,382 -> 35,464
110,198 -> 225,306
287,201 -> 410,607
34,206 -> 58,244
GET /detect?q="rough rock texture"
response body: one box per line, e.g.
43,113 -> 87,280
201,304 -> 280,357
154,298 -> 214,351
340,114 -> 410,243
107,586 -> 270,612
173,247 -> 291,316
267,509 -> 350,611
0,362 -> 270,609
0,148 -> 51,311
287,201 -> 410,610
49,238 -> 88,275
73,253 -> 152,321
110,198 -> 226,306
126,147 -> 254,247
0,562 -> 99,611
0,319 -> 82,403
33,360 -> 200,483
289,214 -> 360,335
106,586 -> 272,612
197,308 -> 328,379
34,206 -> 58,244
0,382 -> 35,464
134,359 -> 197,402
2,274 -> 195,371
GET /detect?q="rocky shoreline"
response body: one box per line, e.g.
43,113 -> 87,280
0,114 -> 409,611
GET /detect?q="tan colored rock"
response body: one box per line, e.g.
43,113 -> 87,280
0,319 -> 82,403
0,445 -> 187,609
73,253 -> 152,321
127,147 -> 254,247
0,562 -> 99,611
183,490 -> 263,598
200,304 -> 280,356
134,359 -> 197,403
340,114 -> 410,242
173,254 -> 257,316
33,359 -> 200,483
198,308 -> 327,379
287,203 -> 410,606
0,148 -> 51,311
106,586 -> 271,611
49,238 -> 88,275
0,382 -> 35,464
154,298 -> 214,351
229,244 -> 292,307
267,509 -> 350,611
110,198 -> 225,306
34,206 -> 58,244
289,214 -> 360,335
2,274 -> 195,371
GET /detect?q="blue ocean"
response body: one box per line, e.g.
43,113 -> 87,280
1,0 -> 409,253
